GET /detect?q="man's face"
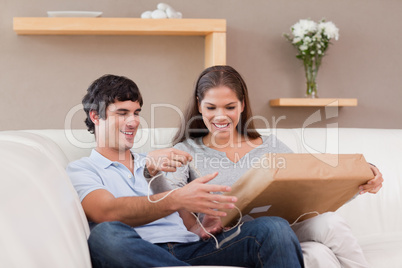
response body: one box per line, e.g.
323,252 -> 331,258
96,100 -> 142,153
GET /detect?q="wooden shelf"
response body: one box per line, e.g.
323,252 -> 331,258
13,17 -> 226,67
269,98 -> 358,107
13,17 -> 226,35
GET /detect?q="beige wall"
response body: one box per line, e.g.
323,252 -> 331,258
1,0 -> 401,130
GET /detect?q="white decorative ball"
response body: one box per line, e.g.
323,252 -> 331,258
151,9 -> 168,19
157,3 -> 170,11
141,11 -> 152,19
166,7 -> 181,18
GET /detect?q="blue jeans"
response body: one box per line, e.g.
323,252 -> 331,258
88,217 -> 304,268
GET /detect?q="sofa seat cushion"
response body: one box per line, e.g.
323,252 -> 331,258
360,234 -> 402,268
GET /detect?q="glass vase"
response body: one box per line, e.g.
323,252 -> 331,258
304,62 -> 318,98
306,79 -> 318,98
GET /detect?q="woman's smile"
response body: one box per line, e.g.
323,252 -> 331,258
212,122 -> 230,129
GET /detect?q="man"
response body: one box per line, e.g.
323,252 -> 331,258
67,74 -> 304,267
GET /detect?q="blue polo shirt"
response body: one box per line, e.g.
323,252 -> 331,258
66,149 -> 200,244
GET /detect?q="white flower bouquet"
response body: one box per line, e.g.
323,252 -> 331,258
284,19 -> 339,97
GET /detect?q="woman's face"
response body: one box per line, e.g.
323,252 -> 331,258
198,86 -> 244,141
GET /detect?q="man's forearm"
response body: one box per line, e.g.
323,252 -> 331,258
112,193 -> 179,226
83,189 -> 181,227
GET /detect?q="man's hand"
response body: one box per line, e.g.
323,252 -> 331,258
172,172 -> 237,217
146,148 -> 192,177
359,164 -> 384,194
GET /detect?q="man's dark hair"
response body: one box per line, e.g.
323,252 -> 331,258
82,74 -> 143,134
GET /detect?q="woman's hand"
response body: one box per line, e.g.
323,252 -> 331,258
359,164 -> 384,194
146,148 -> 192,176
189,215 -> 223,239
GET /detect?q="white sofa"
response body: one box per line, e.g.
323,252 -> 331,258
0,128 -> 401,268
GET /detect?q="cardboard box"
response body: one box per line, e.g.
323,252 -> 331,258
221,153 -> 374,227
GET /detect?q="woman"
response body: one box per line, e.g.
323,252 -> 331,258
171,65 -> 383,268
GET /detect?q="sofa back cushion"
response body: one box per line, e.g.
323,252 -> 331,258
11,128 -> 402,242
